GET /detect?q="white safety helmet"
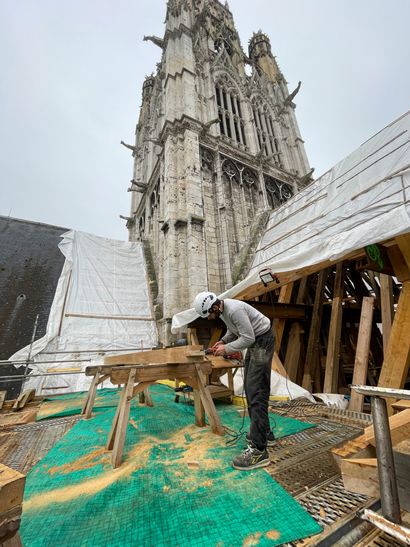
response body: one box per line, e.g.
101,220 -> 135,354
193,291 -> 218,318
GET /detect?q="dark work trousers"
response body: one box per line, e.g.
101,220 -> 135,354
244,329 -> 275,451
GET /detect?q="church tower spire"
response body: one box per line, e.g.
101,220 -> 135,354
125,0 -> 312,343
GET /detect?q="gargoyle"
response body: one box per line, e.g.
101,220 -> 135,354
120,141 -> 137,153
283,81 -> 301,108
298,167 -> 315,186
130,179 -> 148,190
119,215 -> 134,222
127,186 -> 145,193
201,118 -> 219,136
143,35 -> 164,49
255,150 -> 281,164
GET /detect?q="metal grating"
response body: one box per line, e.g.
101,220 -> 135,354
1,416 -> 80,474
297,478 -> 369,527
268,423 -> 362,468
286,478 -> 372,546
357,529 -> 408,547
270,451 -> 339,497
270,400 -> 373,429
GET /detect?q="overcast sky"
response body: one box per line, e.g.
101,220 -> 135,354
0,0 -> 409,240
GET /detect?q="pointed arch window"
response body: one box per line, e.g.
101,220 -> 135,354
215,83 -> 246,146
252,101 -> 281,165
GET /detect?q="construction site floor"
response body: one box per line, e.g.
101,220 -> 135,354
0,392 -> 405,546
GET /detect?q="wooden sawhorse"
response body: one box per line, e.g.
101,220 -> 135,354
94,360 -> 224,468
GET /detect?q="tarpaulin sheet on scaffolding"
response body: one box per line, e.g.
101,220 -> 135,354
172,110 -> 410,332
9,231 -> 158,394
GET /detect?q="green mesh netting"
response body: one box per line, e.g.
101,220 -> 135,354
22,385 -> 322,546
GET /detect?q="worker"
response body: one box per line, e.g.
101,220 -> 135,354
193,291 -> 275,471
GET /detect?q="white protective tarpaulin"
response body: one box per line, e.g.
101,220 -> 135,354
10,230 -> 158,394
172,110 -> 410,332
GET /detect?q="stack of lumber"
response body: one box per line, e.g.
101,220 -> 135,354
331,409 -> 410,509
0,464 -> 25,547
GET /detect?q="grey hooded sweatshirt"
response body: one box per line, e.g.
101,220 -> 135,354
220,299 -> 271,354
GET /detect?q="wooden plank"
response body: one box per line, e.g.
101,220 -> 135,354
396,233 -> 410,270
323,296 -> 343,393
12,390 -> 36,412
106,381 -> 152,452
349,297 -> 375,412
332,408 -> 410,461
207,356 -> 243,369
187,328 -> 199,345
244,300 -> 307,320
302,269 -> 329,391
143,388 -> 153,407
189,303 -> 308,331
104,345 -> 203,366
392,400 -> 410,411
380,274 -> 394,353
208,327 -> 223,348
131,381 -> 154,399
387,243 -> 410,282
194,364 -> 224,435
273,283 -> 294,352
112,369 -> 137,468
393,439 -> 410,511
333,262 -> 345,299
82,370 -> 100,419
271,353 -> 289,378
106,387 -> 128,451
81,372 -> 110,415
341,458 -> 379,498
284,323 -> 303,382
0,464 -> 25,515
378,281 -> 410,405
65,312 -> 154,321
2,531 -> 23,547
110,362 -> 212,385
207,384 -> 232,399
227,369 -> 234,393
326,263 -> 345,393
284,276 -> 308,381
193,388 -> 205,427
0,391 -> 6,410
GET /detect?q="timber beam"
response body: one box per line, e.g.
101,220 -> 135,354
188,302 -> 310,331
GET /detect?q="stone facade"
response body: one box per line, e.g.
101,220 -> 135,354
125,0 -> 311,342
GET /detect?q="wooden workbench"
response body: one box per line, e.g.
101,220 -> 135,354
82,346 -> 242,468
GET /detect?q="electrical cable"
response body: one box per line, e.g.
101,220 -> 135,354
224,363 -> 247,447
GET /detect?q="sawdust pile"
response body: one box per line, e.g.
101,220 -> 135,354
37,397 -> 84,419
162,424 -> 225,470
24,424 -> 227,511
24,442 -> 152,512
0,408 -> 38,427
47,447 -> 111,476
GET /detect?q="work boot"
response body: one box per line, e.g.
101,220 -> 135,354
246,430 -> 276,447
232,444 -> 270,471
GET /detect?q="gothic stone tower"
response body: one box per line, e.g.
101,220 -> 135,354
124,0 -> 311,342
